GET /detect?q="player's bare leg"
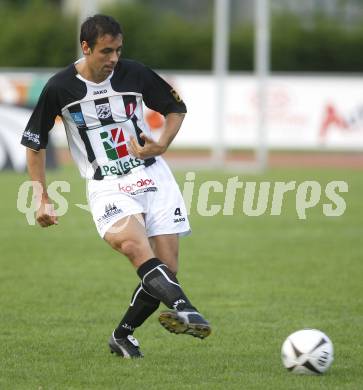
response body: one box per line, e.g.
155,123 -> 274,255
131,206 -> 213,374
149,233 -> 179,273
104,214 -> 154,269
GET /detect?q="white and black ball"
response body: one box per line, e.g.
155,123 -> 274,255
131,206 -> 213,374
281,329 -> 334,374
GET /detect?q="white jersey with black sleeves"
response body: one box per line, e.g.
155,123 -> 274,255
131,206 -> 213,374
21,59 -> 186,180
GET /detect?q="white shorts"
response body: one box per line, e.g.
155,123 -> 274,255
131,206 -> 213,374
87,157 -> 191,238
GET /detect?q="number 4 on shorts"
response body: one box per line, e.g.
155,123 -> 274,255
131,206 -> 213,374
174,207 -> 182,216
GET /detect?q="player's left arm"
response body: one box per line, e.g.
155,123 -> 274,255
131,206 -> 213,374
129,112 -> 185,159
21,79 -> 61,227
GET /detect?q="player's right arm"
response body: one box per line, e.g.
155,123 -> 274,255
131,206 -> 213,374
21,79 -> 61,227
26,148 -> 58,227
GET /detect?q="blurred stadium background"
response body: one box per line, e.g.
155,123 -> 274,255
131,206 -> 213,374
1,1 -> 362,389
1,0 -> 363,171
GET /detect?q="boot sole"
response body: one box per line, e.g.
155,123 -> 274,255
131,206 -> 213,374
158,311 -> 211,339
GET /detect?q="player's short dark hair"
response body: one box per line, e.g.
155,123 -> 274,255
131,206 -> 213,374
80,14 -> 123,49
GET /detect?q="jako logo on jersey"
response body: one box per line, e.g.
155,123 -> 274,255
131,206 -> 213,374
93,89 -> 108,95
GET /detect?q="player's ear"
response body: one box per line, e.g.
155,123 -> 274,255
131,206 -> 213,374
81,41 -> 91,56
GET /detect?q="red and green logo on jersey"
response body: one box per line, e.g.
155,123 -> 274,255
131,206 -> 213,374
100,127 -> 129,160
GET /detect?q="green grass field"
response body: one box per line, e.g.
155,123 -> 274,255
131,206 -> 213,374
1,165 -> 362,389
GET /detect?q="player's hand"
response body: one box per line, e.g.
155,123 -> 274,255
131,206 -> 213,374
128,133 -> 166,159
36,199 -> 58,228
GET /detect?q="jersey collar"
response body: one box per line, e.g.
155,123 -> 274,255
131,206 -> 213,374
74,58 -> 114,86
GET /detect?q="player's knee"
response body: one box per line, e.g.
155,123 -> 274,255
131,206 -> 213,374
117,239 -> 146,261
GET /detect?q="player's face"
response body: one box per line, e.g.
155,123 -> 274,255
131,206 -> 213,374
84,33 -> 123,80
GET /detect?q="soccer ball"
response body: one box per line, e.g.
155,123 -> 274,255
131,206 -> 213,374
281,329 -> 334,374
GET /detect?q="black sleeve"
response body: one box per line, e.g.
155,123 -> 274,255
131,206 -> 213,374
21,80 -> 61,150
140,66 -> 187,116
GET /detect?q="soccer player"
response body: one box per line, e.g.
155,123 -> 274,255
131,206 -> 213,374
21,14 -> 211,358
